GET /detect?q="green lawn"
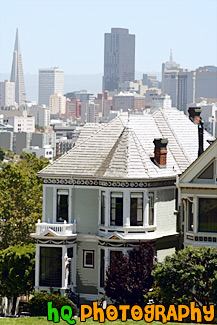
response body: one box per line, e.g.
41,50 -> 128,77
0,318 -> 205,325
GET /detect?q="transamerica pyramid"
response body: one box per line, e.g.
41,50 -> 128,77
10,28 -> 26,104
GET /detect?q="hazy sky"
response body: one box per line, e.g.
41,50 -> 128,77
0,0 -> 217,75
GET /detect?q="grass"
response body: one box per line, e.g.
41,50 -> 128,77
0,318 -> 204,325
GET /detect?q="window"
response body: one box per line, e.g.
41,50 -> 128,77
110,250 -> 123,268
198,198 -> 217,232
57,189 -> 69,222
148,192 -> 154,225
198,163 -> 214,179
110,192 -> 123,226
187,199 -> 193,231
130,193 -> 143,226
83,250 -> 94,268
40,247 -> 62,287
101,191 -> 106,225
100,249 -> 105,288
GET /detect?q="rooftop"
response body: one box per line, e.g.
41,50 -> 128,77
38,107 -> 214,180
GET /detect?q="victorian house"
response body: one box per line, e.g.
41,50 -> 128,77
31,107 -> 213,302
177,138 -> 217,248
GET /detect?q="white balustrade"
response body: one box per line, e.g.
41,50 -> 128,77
36,219 -> 76,236
98,225 -> 156,236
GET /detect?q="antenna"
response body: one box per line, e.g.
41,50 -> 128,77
170,49 -> 173,62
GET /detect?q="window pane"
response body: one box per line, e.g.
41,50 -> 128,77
110,193 -> 123,226
86,253 -> 92,264
198,163 -> 214,179
188,200 -> 193,231
199,198 -> 217,232
40,247 -> 62,287
57,190 -> 69,222
130,194 -> 143,226
149,192 -> 154,226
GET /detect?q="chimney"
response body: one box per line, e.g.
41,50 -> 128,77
188,107 -> 201,124
153,138 -> 168,168
188,107 -> 204,157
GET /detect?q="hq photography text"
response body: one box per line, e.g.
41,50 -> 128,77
47,301 -> 215,324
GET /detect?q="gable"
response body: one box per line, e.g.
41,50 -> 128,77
179,140 -> 217,184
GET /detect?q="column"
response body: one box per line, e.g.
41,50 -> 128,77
53,186 -> 56,223
105,189 -> 110,227
69,187 -> 72,224
144,190 -> 149,226
193,196 -> 198,234
123,190 -> 130,227
104,248 -> 109,282
62,246 -> 68,289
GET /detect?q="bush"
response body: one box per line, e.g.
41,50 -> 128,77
28,292 -> 77,316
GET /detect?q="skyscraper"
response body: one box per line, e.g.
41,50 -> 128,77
162,50 -> 181,107
10,28 -> 26,105
38,68 -> 64,106
177,70 -> 196,114
0,80 -> 15,107
103,28 -> 135,92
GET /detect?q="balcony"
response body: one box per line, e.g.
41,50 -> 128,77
35,220 -> 77,237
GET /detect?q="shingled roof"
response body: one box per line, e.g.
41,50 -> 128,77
38,107 -> 214,180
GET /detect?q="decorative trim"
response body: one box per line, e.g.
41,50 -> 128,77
98,240 -> 152,247
43,178 -> 175,188
36,239 -> 76,245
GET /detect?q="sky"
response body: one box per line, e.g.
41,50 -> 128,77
0,0 -> 217,75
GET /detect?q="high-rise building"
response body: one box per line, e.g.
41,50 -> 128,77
195,66 -> 217,101
0,80 -> 15,107
10,29 -> 26,105
38,68 -> 64,106
142,74 -> 158,88
103,28 -> 135,92
177,71 -> 196,114
28,105 -> 50,128
49,93 -> 66,115
162,50 -> 181,107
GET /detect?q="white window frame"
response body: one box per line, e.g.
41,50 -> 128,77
83,250 -> 95,269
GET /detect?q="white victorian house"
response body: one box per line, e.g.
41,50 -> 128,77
177,139 -> 217,248
31,107 -> 214,302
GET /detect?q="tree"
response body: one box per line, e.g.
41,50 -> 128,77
147,246 -> 217,307
5,149 -> 14,160
0,153 -> 49,249
105,242 -> 154,306
0,147 -> 5,161
0,244 -> 35,314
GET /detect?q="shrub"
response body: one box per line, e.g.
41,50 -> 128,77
28,292 -> 77,316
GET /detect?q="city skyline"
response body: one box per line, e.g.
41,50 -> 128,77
0,0 -> 217,76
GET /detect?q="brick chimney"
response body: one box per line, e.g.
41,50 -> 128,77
188,107 -> 204,157
153,138 -> 168,168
